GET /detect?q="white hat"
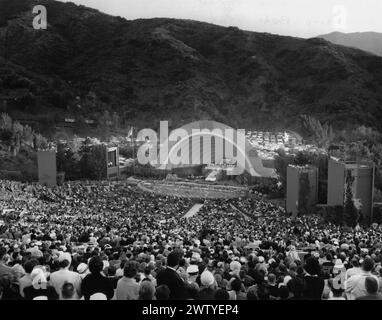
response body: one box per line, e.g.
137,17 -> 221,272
187,265 -> 199,275
200,270 -> 215,287
284,275 -> 292,285
58,252 -> 72,265
191,252 -> 201,262
77,263 -> 89,274
230,261 -> 241,272
31,268 -> 47,290
258,256 -> 265,263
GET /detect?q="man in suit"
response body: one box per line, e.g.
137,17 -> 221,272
156,251 -> 186,300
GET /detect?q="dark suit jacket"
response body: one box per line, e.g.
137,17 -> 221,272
156,267 -> 186,300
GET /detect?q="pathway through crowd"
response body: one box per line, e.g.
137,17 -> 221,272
183,203 -> 204,218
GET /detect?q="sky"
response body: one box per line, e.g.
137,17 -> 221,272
57,0 -> 382,38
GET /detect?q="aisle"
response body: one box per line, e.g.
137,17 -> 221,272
183,203 -> 204,218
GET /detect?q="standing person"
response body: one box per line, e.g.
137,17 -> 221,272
50,252 -> 82,299
81,256 -> 114,300
116,261 -> 140,300
156,251 -> 187,300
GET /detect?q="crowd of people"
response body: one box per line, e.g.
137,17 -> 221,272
1,179 -> 382,300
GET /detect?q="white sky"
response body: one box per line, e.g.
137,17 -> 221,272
57,0 -> 382,38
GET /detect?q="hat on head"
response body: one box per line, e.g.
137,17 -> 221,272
230,261 -> 241,272
187,265 -> 199,275
191,252 -> 201,262
200,270 -> 215,287
283,275 -> 292,286
31,268 -> 47,290
77,263 -> 89,274
58,252 -> 72,265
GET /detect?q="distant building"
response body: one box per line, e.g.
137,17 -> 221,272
327,158 -> 375,224
286,165 -> 319,218
37,151 -> 57,187
106,145 -> 120,180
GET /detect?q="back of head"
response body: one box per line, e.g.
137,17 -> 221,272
305,257 -> 321,276
231,278 -> 242,292
167,251 -> 180,268
89,256 -> 104,275
362,258 -> 374,272
124,261 -> 138,278
24,259 -> 39,274
214,289 -> 229,300
139,281 -> 155,300
107,265 -> 116,277
155,285 -> 170,300
62,282 -> 76,300
351,258 -> 359,268
246,287 -> 258,300
365,277 -> 379,295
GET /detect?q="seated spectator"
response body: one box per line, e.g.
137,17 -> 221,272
303,257 -> 324,300
356,277 -> 382,300
61,282 -> 79,300
155,285 -> 170,300
50,252 -> 82,299
19,259 -> 39,298
214,288 -> 229,300
345,257 -> 378,300
116,261 -> 140,300
138,281 -> 155,300
327,278 -> 345,300
81,256 -> 114,300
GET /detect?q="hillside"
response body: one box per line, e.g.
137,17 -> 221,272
319,31 -> 382,57
1,0 -> 382,134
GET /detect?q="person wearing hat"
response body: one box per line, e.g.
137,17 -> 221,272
50,252 -> 82,300
77,263 -> 90,280
186,265 -> 199,285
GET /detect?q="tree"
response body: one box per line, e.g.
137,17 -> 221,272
301,115 -> 335,150
344,169 -> 359,228
56,143 -> 79,180
78,140 -> 107,180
